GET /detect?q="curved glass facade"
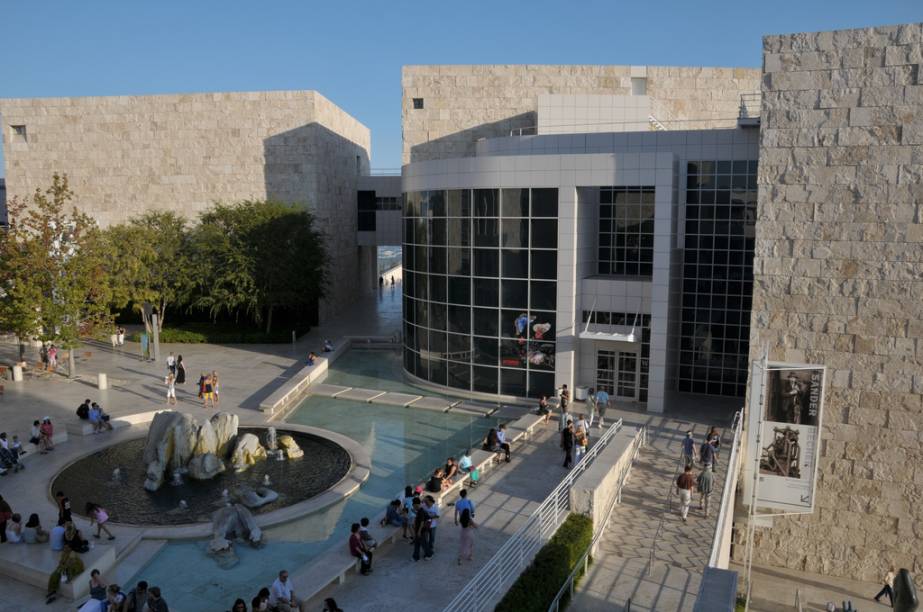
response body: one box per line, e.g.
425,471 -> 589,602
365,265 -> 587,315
402,188 -> 558,398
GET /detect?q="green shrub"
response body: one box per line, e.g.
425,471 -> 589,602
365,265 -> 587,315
128,322 -> 310,344
495,513 -> 593,612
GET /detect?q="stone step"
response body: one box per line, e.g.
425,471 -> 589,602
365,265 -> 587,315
0,539 -> 117,600
108,538 -> 167,589
65,419 -> 132,436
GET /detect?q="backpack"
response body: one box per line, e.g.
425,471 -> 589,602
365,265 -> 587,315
76,404 -> 89,420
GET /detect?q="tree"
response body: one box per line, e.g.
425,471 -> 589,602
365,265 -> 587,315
189,200 -> 327,332
105,211 -> 193,333
0,174 -> 110,373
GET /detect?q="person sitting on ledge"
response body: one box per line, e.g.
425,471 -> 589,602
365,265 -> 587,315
5,513 -> 23,543
89,403 -> 113,434
63,521 -> 89,553
23,513 -> 49,544
76,399 -> 91,420
323,339 -> 333,353
444,457 -> 459,482
358,517 -> 378,551
458,450 -> 473,475
306,352 -> 318,366
426,468 -> 447,493
46,546 -> 85,604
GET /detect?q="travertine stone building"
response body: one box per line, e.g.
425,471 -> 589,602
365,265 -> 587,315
0,90 -> 372,320
746,23 -> 923,579
402,64 -> 761,163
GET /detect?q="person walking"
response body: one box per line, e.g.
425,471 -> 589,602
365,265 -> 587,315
166,352 -> 176,376
211,370 -> 220,405
47,345 -> 58,371
559,384 -> 570,412
585,388 -> 597,428
561,421 -> 575,468
697,465 -> 714,518
681,431 -> 697,468
596,388 -> 610,428
700,436 -> 716,470
873,565 -> 896,607
165,372 -> 177,405
117,327 -> 125,347
86,502 -> 115,540
707,426 -> 721,463
457,507 -> 477,565
676,465 -> 696,522
175,355 -> 186,384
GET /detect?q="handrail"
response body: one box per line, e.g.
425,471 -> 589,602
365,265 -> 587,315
707,410 -> 744,568
547,427 -> 646,612
443,418 -> 626,612
648,447 -> 686,575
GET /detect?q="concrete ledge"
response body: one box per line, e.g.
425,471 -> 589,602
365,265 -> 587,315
66,410 -> 159,436
258,340 -> 351,414
310,383 -> 352,397
569,427 -> 643,556
407,397 -> 455,412
337,388 -> 386,402
370,392 -> 422,407
23,432 -> 69,457
0,541 -> 116,601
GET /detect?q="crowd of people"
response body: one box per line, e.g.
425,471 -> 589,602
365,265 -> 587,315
76,399 -> 114,434
675,428 -> 722,521
225,570 -> 343,611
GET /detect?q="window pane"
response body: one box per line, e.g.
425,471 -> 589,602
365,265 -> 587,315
474,249 -> 499,277
448,277 -> 470,305
473,308 -> 499,336
429,275 -> 447,303
501,188 -> 529,217
448,305 -> 471,334
428,190 -> 446,217
447,247 -> 471,276
447,333 -> 471,360
501,280 -> 529,309
474,219 -> 499,247
529,311 -> 555,341
527,341 -> 555,371
528,371 -> 555,398
473,337 -> 498,366
502,309 -> 529,339
428,247 -> 446,275
447,361 -> 471,390
501,368 -> 527,397
531,188 -> 558,217
447,189 -> 470,217
500,339 -> 527,368
474,278 -> 498,306
530,250 -> 557,279
530,281 -> 556,311
429,303 -> 447,330
531,219 -> 557,248
429,331 -> 447,355
473,189 -> 498,217
447,218 -> 470,246
473,366 -> 498,394
502,249 -> 529,278
501,218 -> 529,248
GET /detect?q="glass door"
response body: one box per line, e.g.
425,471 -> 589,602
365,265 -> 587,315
596,349 -> 639,401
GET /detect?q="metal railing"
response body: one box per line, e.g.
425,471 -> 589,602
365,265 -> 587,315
739,93 -> 761,120
547,427 -> 646,612
707,410 -> 744,568
443,418 -> 626,612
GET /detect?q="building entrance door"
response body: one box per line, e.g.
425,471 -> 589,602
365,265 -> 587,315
596,349 -> 639,401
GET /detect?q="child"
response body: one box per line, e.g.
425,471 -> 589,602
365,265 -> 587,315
358,517 -> 377,550
85,503 -> 115,540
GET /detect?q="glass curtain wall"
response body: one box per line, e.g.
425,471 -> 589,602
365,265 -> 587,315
678,160 -> 757,396
403,188 -> 558,398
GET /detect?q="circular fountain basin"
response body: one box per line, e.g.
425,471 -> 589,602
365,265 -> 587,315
51,426 -> 362,528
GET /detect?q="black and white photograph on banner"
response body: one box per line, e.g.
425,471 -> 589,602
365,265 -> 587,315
764,368 -> 823,427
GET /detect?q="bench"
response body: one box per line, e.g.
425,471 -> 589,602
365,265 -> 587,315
65,409 -> 159,436
0,539 -> 116,601
23,432 -> 69,456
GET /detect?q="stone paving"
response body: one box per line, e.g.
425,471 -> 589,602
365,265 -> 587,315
570,406 -> 734,612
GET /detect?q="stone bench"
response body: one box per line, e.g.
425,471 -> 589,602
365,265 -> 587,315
65,410 -> 160,436
0,540 -> 117,601
23,432 -> 69,456
291,511 -> 403,603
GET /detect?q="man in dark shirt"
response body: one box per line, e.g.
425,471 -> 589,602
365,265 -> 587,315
561,421 -> 575,468
700,438 -> 716,469
411,498 -> 431,561
676,466 -> 697,522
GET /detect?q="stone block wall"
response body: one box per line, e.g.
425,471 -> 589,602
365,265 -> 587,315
0,90 -> 370,321
401,65 -> 760,163
745,23 -> 923,580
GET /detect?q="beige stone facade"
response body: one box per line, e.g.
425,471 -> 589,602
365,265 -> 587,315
0,90 -> 371,321
401,64 -> 760,163
745,23 -> 923,580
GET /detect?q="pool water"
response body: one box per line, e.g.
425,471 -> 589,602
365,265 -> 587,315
324,349 -> 450,397
127,392 -> 497,610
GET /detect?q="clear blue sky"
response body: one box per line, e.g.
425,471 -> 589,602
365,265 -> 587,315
0,0 -> 919,175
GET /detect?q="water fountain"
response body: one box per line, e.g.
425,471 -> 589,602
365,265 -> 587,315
112,467 -> 122,482
171,471 -> 184,487
263,474 -> 271,487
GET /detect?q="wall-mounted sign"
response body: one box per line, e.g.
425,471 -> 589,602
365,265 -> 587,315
743,361 -> 825,514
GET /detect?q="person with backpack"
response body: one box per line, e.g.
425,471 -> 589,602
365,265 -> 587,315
457,507 -> 478,565
76,399 -> 91,420
411,497 -> 431,561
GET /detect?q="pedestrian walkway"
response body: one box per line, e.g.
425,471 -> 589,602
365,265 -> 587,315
570,417 -> 725,611
301,423 -> 565,611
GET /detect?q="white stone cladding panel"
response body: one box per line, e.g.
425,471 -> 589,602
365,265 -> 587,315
744,22 -> 923,581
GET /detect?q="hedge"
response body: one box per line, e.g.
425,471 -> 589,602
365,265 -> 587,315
128,323 -> 310,345
495,513 -> 593,612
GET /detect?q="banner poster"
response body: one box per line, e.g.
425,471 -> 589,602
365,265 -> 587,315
753,364 -> 826,513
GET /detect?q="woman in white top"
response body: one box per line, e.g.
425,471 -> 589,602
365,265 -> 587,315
5,513 -> 23,543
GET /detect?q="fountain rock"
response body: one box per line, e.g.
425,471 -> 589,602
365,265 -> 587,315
143,411 -> 186,491
278,435 -> 304,459
230,433 -> 267,472
187,452 -> 225,480
171,414 -> 198,470
211,503 -> 263,547
231,485 -> 279,509
193,419 -> 219,457
210,413 -> 239,458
